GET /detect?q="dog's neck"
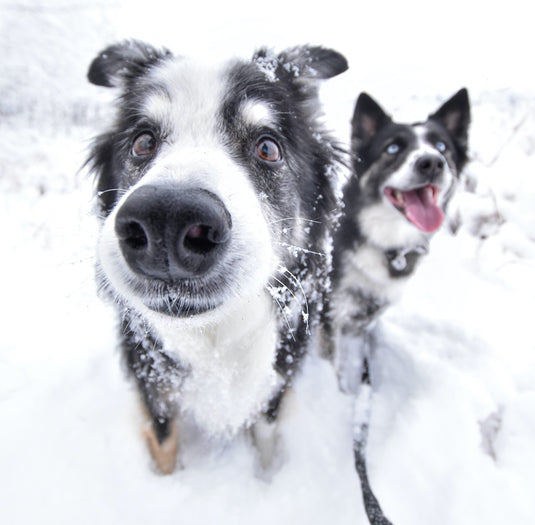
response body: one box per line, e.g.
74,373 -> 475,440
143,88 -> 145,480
124,289 -> 283,437
384,244 -> 429,278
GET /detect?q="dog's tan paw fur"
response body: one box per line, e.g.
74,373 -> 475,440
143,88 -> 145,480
143,420 -> 179,475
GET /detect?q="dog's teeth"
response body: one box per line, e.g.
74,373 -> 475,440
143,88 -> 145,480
394,190 -> 404,204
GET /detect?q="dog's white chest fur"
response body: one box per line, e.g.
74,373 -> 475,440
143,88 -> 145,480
149,291 -> 281,437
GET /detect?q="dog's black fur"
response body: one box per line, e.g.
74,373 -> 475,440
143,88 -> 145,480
86,40 -> 347,471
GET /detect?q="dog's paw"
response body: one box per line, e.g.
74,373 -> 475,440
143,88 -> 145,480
250,418 -> 286,481
143,419 -> 180,475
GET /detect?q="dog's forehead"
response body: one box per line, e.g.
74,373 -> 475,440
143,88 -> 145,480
141,58 -> 226,128
141,57 -> 278,131
412,121 -> 451,146
412,123 -> 443,151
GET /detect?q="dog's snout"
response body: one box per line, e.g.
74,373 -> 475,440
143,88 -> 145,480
115,185 -> 232,281
415,154 -> 444,181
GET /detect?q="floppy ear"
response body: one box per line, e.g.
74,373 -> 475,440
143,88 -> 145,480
87,39 -> 172,88
254,45 -> 348,82
429,88 -> 470,149
351,92 -> 392,145
279,45 -> 349,80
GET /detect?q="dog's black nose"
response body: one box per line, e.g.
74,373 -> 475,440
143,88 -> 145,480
415,154 -> 444,181
115,185 -> 232,281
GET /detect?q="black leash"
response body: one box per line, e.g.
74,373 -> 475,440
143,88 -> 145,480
353,359 -> 394,525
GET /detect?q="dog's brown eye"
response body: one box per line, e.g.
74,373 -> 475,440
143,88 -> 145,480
256,137 -> 281,162
132,132 -> 157,156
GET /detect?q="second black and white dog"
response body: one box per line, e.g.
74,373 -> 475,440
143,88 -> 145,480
86,40 -> 347,473
322,89 -> 470,525
326,89 -> 470,392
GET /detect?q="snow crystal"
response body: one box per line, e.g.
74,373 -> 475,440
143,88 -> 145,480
255,53 -> 279,83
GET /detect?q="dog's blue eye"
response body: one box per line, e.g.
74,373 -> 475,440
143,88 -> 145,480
386,143 -> 400,155
435,141 -> 447,153
132,132 -> 157,157
256,137 -> 281,162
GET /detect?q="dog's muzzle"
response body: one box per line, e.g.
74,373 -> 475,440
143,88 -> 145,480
115,185 -> 232,282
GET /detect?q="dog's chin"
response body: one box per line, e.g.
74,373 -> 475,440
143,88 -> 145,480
124,274 -> 231,319
144,296 -> 221,318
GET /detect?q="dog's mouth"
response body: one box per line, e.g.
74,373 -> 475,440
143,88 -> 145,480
384,184 -> 444,233
146,294 -> 220,317
129,277 -> 226,318
130,269 -> 236,318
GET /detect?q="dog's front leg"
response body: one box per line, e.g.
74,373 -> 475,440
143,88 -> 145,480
251,388 -> 287,477
335,327 -> 371,395
121,314 -> 185,474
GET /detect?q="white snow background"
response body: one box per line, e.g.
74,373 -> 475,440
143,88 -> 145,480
1,1 -> 534,524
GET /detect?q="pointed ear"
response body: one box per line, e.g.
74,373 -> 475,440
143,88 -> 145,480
429,88 -> 470,148
87,40 -> 172,88
351,92 -> 392,144
254,46 -> 348,82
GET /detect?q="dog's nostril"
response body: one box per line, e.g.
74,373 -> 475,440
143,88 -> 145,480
186,224 -> 205,240
183,223 -> 230,254
184,225 -> 216,254
420,159 -> 432,172
119,221 -> 149,250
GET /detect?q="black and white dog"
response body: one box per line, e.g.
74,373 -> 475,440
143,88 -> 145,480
86,40 -> 347,473
326,89 -> 470,392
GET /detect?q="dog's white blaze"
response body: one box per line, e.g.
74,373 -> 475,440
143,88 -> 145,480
97,57 -> 286,436
415,125 -> 457,208
145,59 -> 226,144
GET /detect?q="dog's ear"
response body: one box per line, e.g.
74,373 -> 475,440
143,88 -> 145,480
429,88 -> 470,150
351,93 -> 392,145
280,45 -> 349,80
254,46 -> 348,83
88,40 -> 172,88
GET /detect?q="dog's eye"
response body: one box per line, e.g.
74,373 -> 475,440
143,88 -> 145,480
435,141 -> 447,153
132,132 -> 157,157
256,137 -> 281,162
386,143 -> 400,155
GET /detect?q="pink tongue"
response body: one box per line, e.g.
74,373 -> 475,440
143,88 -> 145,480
402,186 -> 444,232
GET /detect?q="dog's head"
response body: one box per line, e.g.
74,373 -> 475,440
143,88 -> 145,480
86,40 -> 347,321
350,89 -> 470,238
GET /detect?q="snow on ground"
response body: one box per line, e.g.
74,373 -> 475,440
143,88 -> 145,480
1,1 -> 534,524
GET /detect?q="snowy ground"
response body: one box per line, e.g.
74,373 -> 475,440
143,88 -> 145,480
1,1 -> 535,524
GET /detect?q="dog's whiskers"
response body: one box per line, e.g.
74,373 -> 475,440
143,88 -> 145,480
97,188 -> 128,198
268,217 -> 321,226
278,242 -> 326,257
265,283 -> 296,341
278,266 -> 310,334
